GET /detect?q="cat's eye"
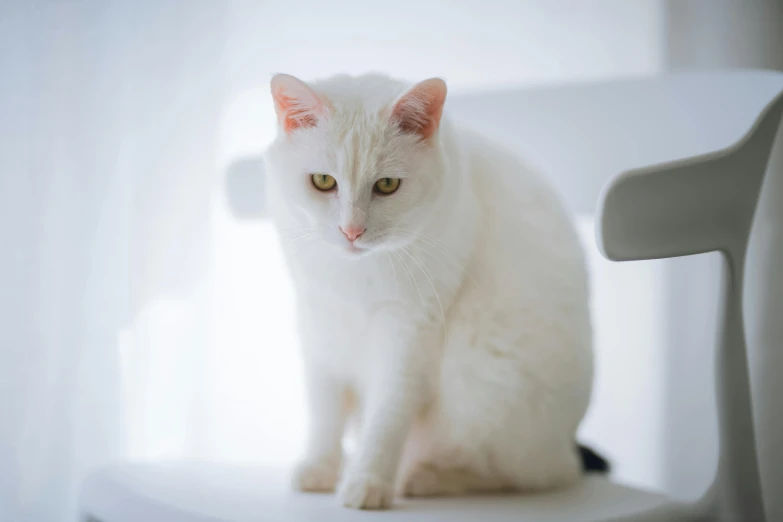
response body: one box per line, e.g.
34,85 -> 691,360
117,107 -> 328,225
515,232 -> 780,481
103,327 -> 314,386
374,177 -> 401,195
311,173 -> 337,191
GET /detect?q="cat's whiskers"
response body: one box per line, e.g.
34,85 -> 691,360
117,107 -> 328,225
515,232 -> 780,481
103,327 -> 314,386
284,231 -> 317,247
286,233 -> 319,259
390,250 -> 429,324
384,252 -> 401,296
389,250 -> 415,299
278,227 -> 317,250
278,224 -> 317,236
402,246 -> 446,334
281,229 -> 317,242
388,227 -> 465,261
389,227 -> 478,287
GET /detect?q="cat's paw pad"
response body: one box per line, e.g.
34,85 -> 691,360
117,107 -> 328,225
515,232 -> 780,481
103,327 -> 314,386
291,458 -> 340,493
338,473 -> 394,510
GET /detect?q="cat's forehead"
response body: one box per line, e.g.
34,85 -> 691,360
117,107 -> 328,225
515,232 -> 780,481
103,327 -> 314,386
325,109 -> 402,184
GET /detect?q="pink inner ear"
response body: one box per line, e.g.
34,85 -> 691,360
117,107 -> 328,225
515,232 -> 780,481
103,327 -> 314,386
271,74 -> 326,134
391,78 -> 447,141
273,89 -> 319,133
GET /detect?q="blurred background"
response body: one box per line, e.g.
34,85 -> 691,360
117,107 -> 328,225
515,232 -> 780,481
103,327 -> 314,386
1,1 -> 782,521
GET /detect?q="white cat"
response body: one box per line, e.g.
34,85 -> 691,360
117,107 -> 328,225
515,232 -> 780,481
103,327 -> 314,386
264,73 -> 595,510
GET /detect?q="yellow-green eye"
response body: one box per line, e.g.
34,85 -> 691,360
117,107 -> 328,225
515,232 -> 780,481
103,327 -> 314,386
374,177 -> 400,195
311,173 -> 337,191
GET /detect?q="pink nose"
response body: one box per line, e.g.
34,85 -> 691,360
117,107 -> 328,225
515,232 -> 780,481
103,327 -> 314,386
340,225 -> 366,242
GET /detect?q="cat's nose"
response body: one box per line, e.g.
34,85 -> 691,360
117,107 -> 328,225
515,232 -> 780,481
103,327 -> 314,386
340,225 -> 366,242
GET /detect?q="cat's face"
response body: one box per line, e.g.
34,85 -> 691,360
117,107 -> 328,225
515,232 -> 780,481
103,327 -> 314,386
265,74 -> 448,258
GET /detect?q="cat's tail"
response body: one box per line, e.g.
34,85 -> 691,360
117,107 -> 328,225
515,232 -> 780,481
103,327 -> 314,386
578,444 -> 610,474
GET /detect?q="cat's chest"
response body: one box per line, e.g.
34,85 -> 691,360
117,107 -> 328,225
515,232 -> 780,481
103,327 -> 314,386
298,279 -> 401,340
294,268 -> 419,368
293,253 -> 403,304
296,288 -> 388,376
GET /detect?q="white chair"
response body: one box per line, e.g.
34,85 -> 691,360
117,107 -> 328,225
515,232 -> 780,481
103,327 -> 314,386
80,71 -> 783,522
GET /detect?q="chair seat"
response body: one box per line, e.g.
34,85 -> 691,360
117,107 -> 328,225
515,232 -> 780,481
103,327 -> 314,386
80,462 -> 681,522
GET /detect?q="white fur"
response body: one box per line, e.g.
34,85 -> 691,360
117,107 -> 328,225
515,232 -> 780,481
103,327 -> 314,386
264,74 -> 593,510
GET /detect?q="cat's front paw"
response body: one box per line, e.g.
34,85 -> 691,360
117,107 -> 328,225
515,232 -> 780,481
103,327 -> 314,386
338,473 -> 394,510
291,458 -> 340,493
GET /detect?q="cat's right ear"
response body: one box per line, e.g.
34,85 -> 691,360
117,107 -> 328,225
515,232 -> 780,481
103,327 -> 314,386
270,74 -> 328,134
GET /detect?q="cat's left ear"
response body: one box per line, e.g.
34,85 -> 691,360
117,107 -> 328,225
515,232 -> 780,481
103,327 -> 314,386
270,74 -> 328,134
391,78 -> 447,141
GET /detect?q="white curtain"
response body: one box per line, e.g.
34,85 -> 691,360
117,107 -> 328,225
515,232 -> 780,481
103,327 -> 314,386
0,2 -> 664,520
1,3 -> 228,519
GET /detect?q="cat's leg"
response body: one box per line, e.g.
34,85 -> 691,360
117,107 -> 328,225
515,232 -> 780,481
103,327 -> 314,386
400,461 -> 512,497
292,366 -> 349,493
397,434 -> 513,497
337,329 -> 436,510
399,432 -> 579,497
495,433 -> 582,492
400,441 -> 580,497
395,317 -> 586,498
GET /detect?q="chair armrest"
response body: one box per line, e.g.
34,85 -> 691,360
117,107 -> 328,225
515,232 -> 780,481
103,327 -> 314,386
597,89 -> 783,262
